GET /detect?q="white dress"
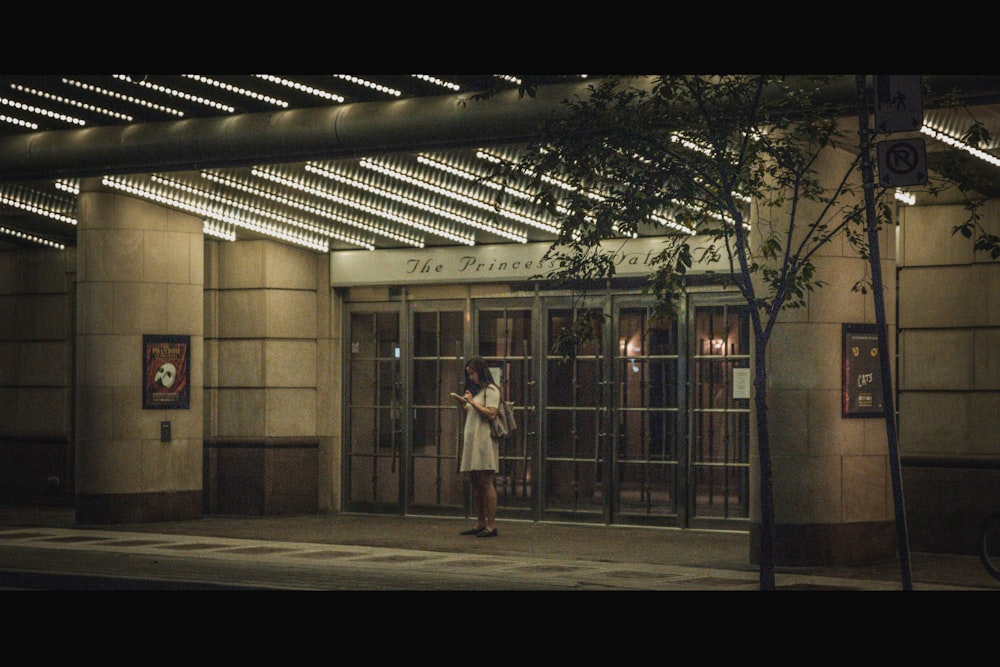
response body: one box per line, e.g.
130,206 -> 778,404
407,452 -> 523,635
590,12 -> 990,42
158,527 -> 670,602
460,383 -> 501,473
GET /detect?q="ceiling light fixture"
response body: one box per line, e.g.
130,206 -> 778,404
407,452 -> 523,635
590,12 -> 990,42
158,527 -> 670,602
202,170 -> 420,248
0,184 -> 77,225
356,157 -> 539,238
0,96 -> 85,126
0,113 -> 37,130
331,75 -> 401,97
413,154 -> 560,233
151,174 -> 370,250
182,75 -> 288,108
63,78 -> 185,117
493,75 -> 522,86
920,123 -> 1000,168
307,162 -> 525,242
115,75 -> 234,113
203,219 -> 236,241
101,175 -> 329,252
261,166 -> 472,245
411,75 -> 461,92
55,179 -> 80,195
11,83 -> 133,122
0,225 -> 65,249
253,75 -> 345,103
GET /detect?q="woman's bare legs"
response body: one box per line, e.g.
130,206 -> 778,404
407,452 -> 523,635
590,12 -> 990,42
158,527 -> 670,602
482,472 -> 497,531
470,471 -> 497,532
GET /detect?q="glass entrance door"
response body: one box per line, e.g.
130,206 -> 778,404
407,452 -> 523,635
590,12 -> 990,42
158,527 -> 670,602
688,298 -> 751,528
474,302 -> 536,519
343,291 -> 750,529
343,308 -> 404,513
611,300 -> 684,525
538,298 -> 684,526
541,300 -> 610,523
408,306 -> 466,514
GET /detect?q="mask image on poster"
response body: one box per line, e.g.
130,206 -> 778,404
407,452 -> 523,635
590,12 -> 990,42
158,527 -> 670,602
154,362 -> 177,389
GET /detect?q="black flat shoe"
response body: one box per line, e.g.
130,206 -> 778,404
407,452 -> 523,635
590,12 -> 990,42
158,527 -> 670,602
460,527 -> 485,535
475,528 -> 498,538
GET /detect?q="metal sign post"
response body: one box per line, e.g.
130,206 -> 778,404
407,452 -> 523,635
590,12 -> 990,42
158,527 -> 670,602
856,74 -> 913,591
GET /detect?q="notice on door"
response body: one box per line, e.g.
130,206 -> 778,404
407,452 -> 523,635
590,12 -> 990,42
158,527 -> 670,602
732,367 -> 750,400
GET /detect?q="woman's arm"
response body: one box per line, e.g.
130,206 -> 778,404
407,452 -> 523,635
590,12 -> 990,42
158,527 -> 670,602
477,384 -> 500,420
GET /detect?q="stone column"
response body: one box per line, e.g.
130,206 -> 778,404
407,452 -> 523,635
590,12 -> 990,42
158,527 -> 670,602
74,182 -> 204,523
749,142 -> 897,565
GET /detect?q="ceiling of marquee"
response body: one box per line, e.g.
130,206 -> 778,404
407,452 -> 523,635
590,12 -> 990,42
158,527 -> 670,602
1,74 -> 999,253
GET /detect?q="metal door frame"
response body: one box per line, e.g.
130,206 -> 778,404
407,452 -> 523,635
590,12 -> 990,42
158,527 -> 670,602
684,290 -> 752,531
468,297 -> 539,521
341,286 -> 750,531
406,298 -> 469,517
342,302 -> 407,514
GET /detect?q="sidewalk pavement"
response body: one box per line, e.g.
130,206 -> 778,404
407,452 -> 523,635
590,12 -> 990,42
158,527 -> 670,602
1,505 -> 997,591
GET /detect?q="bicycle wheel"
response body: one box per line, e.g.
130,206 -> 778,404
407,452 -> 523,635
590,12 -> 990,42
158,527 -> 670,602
979,511 -> 1000,582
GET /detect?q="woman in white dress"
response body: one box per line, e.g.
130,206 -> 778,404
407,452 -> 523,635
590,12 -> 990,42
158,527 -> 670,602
453,357 -> 501,537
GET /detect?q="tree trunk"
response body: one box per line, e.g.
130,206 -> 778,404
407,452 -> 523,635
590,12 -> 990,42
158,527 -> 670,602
754,334 -> 776,591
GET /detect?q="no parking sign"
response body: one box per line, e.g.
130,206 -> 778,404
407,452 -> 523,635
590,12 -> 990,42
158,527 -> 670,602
877,138 -> 927,187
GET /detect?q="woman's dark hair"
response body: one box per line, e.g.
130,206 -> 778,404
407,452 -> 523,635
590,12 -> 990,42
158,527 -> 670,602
465,357 -> 497,392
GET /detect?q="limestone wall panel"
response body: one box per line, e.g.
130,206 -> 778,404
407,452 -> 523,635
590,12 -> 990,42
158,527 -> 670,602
807,256 -> 867,324
264,242 -> 317,289
203,289 -> 219,338
766,388 -> 809,456
216,388 -> 266,436
267,388 -> 317,437
773,454 -> 841,523
898,392 -> 971,455
969,393 -> 1000,451
766,322 -> 840,391
219,242 -> 264,289
899,329 -> 974,391
899,204 -> 974,267
19,250 -> 68,294
166,283 -> 204,333
75,386 -> 114,441
86,229 -> 144,283
899,266 -> 978,328
18,341 -> 69,386
265,290 -> 316,339
74,438 -> 143,494
841,454 -> 889,523
23,294 -> 69,339
17,388 -> 68,436
219,340 -> 264,387
144,230 -> 191,284
974,329 -> 1000,390
76,283 -> 114,335
809,388 -> 867,456
141,439 -> 202,491
218,290 -> 267,338
115,283 -> 166,334
0,295 -> 16,338
0,342 -> 15,384
265,340 -> 316,387
79,334 -> 138,388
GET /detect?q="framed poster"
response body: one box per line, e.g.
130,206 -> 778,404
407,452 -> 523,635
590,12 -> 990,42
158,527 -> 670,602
143,334 -> 190,409
842,324 -> 883,418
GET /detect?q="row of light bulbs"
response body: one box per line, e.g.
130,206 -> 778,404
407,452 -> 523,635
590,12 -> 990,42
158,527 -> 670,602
2,116 -> 996,251
0,75 -> 527,131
